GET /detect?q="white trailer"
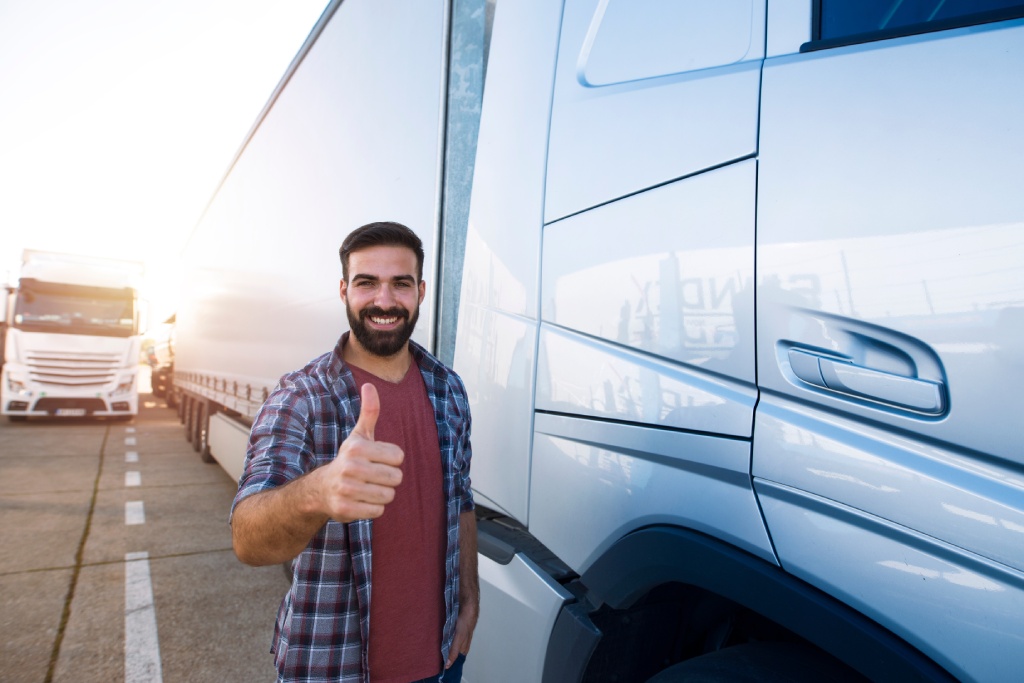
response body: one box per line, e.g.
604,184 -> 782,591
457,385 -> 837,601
2,249 -> 144,420
174,1 -> 1024,681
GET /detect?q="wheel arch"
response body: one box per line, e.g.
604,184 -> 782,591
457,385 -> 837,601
543,525 -> 954,683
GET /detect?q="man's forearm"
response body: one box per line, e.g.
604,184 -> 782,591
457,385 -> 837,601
231,473 -> 330,566
233,399 -> 406,567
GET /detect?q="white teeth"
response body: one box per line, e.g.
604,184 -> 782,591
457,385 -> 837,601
370,316 -> 398,325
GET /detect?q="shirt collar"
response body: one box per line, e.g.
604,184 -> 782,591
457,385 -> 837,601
328,331 -> 438,386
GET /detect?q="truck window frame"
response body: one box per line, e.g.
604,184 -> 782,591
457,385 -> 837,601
801,1 -> 1024,52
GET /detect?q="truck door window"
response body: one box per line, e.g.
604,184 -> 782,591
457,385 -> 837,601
580,0 -> 757,86
545,0 -> 764,220
809,0 -> 1024,49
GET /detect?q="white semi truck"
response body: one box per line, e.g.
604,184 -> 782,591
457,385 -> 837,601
2,249 -> 144,420
172,1 -> 1024,681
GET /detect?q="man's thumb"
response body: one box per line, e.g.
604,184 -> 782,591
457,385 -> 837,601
353,382 -> 379,441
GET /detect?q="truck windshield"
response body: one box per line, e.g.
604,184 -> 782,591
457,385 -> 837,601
13,278 -> 136,338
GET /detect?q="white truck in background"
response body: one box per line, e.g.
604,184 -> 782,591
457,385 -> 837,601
172,1 -> 1024,681
2,249 -> 144,421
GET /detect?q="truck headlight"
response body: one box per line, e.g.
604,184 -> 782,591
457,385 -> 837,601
112,377 -> 136,395
7,376 -> 29,395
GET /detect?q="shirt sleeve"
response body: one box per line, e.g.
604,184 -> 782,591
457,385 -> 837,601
455,382 -> 475,514
230,378 -> 316,519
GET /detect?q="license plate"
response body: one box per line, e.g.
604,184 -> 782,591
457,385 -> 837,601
55,408 -> 87,416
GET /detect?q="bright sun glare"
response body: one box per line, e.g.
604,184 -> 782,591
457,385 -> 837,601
0,0 -> 330,329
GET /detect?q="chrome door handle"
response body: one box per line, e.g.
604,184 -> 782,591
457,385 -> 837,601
788,348 -> 945,414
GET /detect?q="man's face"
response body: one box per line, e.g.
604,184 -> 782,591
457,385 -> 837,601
340,245 -> 425,358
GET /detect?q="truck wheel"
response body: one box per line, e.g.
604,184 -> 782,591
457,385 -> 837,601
177,393 -> 187,423
191,401 -> 204,454
196,402 -> 215,464
166,388 -> 177,409
184,396 -> 194,443
646,642 -> 864,683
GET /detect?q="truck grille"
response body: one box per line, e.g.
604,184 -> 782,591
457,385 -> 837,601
25,351 -> 121,387
34,398 -> 109,414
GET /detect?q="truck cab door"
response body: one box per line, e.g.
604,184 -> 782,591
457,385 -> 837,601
754,7 -> 1024,681
530,0 -> 772,573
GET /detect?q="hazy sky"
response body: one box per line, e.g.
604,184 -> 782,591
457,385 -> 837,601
0,0 -> 330,323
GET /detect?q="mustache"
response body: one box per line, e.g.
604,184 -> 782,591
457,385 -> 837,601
359,306 -> 410,322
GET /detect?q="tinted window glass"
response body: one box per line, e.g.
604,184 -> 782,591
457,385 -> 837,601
819,0 -> 1024,41
15,279 -> 135,338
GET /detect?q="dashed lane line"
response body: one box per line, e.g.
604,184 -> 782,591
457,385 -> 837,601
125,551 -> 163,683
126,500 -> 145,525
124,426 -> 162,680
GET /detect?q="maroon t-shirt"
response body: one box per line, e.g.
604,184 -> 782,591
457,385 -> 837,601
349,363 -> 446,683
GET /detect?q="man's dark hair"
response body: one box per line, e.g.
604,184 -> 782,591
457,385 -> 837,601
339,221 -> 425,282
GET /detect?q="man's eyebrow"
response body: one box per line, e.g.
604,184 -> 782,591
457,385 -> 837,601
351,273 -> 417,283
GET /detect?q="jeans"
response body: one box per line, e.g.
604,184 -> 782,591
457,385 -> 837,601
409,653 -> 466,683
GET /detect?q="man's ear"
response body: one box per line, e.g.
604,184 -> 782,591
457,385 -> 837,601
339,278 -> 348,302
418,279 -> 426,304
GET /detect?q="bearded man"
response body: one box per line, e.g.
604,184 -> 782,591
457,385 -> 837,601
231,221 -> 478,683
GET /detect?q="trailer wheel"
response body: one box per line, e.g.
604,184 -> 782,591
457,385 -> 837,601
184,396 -> 194,443
191,400 -> 203,454
196,402 -> 215,464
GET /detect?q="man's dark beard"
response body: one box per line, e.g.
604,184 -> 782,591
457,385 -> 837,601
346,303 -> 419,358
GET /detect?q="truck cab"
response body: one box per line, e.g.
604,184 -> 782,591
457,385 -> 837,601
2,250 -> 144,420
174,1 -> 1024,680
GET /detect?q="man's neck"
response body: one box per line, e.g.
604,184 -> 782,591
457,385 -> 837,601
342,338 -> 414,383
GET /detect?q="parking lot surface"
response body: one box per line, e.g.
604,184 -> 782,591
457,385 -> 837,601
0,386 -> 287,682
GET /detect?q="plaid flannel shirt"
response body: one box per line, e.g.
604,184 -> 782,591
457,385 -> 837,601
231,333 -> 474,683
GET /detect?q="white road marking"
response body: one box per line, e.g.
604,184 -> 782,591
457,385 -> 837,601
125,501 -> 146,525
126,451 -> 139,463
125,437 -> 137,446
126,471 -> 141,487
126,427 -> 136,433
125,551 -> 163,683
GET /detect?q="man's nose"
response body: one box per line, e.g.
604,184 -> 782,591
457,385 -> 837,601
374,284 -> 398,307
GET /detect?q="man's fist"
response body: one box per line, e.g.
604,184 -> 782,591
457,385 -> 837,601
317,383 -> 404,522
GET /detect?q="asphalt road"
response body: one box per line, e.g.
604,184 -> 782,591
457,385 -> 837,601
0,380 -> 287,682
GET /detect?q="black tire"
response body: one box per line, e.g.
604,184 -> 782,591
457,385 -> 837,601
197,402 -> 215,463
7,415 -> 27,422
646,643 -> 866,683
184,396 -> 194,443
191,400 -> 203,453
177,392 -> 187,422
166,387 -> 177,409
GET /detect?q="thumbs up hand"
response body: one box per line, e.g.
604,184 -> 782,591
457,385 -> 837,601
316,383 -> 404,523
